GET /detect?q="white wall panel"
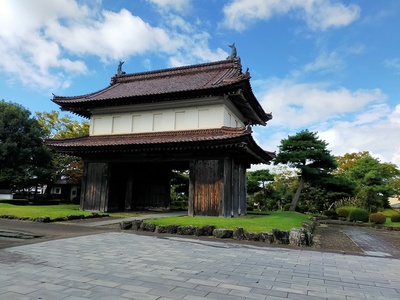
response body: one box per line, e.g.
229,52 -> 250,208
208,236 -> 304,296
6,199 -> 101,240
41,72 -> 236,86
90,99 -> 245,135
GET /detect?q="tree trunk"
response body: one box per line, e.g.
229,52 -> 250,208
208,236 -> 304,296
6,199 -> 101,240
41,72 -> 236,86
289,176 -> 304,211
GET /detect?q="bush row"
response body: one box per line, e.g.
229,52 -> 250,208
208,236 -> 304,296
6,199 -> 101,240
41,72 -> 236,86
323,207 -> 400,224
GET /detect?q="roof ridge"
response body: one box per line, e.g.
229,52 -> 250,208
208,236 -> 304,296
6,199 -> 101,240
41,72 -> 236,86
113,58 -> 242,84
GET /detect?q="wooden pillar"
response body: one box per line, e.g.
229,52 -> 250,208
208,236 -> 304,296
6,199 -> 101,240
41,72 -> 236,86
80,162 -> 109,212
221,158 -> 232,217
188,161 -> 195,216
125,171 -> 133,211
238,163 -> 247,216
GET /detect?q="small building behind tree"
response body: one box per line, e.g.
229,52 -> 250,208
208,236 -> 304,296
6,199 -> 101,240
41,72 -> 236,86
46,57 -> 274,217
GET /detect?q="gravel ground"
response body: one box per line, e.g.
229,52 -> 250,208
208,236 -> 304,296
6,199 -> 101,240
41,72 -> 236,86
312,224 -> 364,254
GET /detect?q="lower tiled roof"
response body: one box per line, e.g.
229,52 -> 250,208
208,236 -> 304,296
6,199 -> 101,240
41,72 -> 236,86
46,127 -> 249,147
45,126 -> 275,163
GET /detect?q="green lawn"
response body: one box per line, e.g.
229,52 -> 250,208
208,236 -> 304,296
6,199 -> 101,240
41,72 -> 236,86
0,203 -> 149,220
145,211 -> 310,233
0,203 -> 95,220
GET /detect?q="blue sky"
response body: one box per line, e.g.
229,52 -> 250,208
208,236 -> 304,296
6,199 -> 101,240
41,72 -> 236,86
1,0 -> 400,168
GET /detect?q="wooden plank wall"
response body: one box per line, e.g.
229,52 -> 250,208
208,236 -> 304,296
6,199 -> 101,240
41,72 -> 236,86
189,158 -> 248,217
189,160 -> 221,216
81,162 -> 109,212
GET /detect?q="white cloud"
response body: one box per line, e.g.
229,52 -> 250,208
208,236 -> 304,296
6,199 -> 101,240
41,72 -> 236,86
222,0 -> 360,32
145,0 -> 192,13
257,79 -> 385,128
253,75 -> 400,167
46,8 -> 177,61
0,0 -> 225,92
0,0 -> 89,90
319,103 -> 400,166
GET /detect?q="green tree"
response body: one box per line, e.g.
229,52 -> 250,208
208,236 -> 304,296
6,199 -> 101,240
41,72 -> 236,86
246,169 -> 274,209
36,111 -> 89,186
334,151 -> 370,175
274,130 -> 337,211
344,155 -> 399,211
36,111 -> 89,138
0,101 -> 52,190
270,165 -> 298,210
300,176 -> 355,212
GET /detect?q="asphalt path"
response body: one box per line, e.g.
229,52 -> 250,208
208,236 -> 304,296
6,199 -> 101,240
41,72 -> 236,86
0,218 -> 117,249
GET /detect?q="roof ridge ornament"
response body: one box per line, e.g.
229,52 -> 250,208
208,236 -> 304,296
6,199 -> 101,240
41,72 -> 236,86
117,61 -> 126,76
226,43 -> 237,60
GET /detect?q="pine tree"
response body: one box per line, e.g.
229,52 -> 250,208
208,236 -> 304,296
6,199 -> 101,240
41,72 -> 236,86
274,130 -> 337,211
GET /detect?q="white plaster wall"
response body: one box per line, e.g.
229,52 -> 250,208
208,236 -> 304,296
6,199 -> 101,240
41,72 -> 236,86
90,100 -> 244,135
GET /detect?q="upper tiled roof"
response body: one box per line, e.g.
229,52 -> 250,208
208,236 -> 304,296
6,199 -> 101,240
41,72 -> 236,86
45,126 -> 275,164
53,59 -> 245,103
52,58 -> 271,124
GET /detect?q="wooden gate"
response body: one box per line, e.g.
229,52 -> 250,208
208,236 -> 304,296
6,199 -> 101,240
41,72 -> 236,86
81,162 -> 109,211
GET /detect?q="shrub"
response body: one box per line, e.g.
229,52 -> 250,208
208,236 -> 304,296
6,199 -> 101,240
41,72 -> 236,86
391,215 -> 400,222
323,210 -> 338,219
369,213 -> 386,224
246,206 -> 254,211
337,207 -> 350,218
349,208 -> 369,222
283,203 -> 291,211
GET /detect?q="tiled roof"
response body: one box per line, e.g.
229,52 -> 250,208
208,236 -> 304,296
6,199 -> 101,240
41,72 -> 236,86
53,59 -> 246,104
51,58 -> 271,124
46,127 -> 250,148
45,127 -> 275,163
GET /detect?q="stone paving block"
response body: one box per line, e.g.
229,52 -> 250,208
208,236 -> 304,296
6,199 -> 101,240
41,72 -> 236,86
0,291 -> 31,300
28,289 -> 70,300
172,286 -> 209,297
87,278 -> 122,288
35,282 -> 68,292
287,292 -> 326,299
194,284 -> 231,295
120,290 -> 160,299
163,279 -> 198,289
119,284 -> 152,293
62,296 -> 91,300
187,278 -> 220,287
62,287 -> 95,298
183,295 -> 210,300
206,292 -> 246,299
251,287 -> 289,298
227,289 -> 267,300
220,281 -> 253,291
4,284 -> 38,295
1,232 -> 400,300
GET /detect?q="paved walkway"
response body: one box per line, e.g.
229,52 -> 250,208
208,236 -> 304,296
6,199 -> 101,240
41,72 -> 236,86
78,211 -> 187,227
1,232 -> 400,300
343,226 -> 400,258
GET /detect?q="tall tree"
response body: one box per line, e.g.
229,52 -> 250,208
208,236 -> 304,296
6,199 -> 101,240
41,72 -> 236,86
0,101 -> 52,190
36,111 -> 89,185
274,130 -> 337,211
